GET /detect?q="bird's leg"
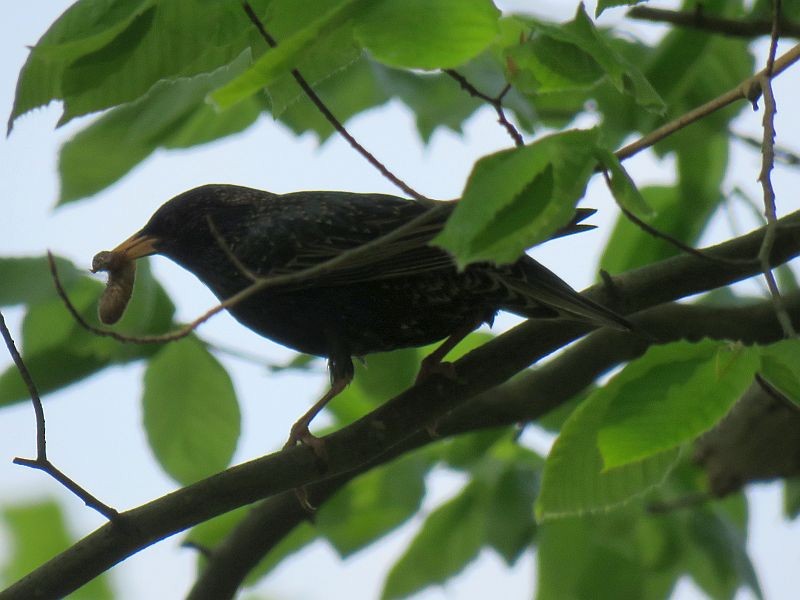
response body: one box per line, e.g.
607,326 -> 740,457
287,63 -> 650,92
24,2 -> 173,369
416,318 -> 480,383
284,355 -> 354,456
283,379 -> 347,455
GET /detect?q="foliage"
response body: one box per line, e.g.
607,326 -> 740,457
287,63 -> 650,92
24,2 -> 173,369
2,0 -> 799,599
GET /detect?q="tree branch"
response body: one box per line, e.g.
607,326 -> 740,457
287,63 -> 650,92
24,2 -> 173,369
628,6 -> 800,39
188,294 -> 800,599
240,2 -> 431,205
4,211 -> 800,600
614,42 -> 800,162
0,310 -> 118,520
443,70 -> 524,147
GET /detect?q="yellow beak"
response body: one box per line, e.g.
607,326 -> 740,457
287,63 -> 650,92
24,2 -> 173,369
111,232 -> 159,260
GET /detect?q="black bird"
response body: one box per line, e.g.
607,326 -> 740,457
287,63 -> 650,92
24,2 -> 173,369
104,184 -> 630,451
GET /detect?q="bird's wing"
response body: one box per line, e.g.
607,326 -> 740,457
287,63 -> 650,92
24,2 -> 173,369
255,195 -> 598,290
275,214 -> 456,287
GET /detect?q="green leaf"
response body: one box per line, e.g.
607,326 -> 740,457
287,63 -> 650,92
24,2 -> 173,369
439,428 -> 509,470
0,256 -> 84,307
355,0 -> 500,70
56,0 -> 266,124
1,500 -> 113,599
0,258 -> 175,406
596,1 -> 643,17
434,129 -> 600,267
684,505 -> 763,600
524,5 -> 664,113
599,116 -> 728,277
537,512 -> 648,600
381,482 -> 486,600
536,383 -> 679,520
210,0 -> 363,109
595,148 -> 653,217
758,339 -> 800,406
0,278 -> 105,406
597,341 -> 760,469
8,0 -> 156,131
59,51 -> 259,203
277,56 -> 390,141
482,445 -> 540,565
142,336 -> 240,484
317,454 -> 430,557
372,64 -> 482,142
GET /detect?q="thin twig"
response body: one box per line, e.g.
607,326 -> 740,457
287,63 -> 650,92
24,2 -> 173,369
0,311 -> 46,458
601,171 -> 757,267
0,309 -> 118,519
732,130 -> 800,166
241,2 -> 432,206
756,0 -> 796,337
444,69 -> 524,147
615,42 -> 800,162
206,216 -> 259,282
628,6 -> 800,39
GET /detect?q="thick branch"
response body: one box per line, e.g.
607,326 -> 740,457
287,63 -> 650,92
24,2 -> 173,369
3,212 -> 800,599
189,294 -> 800,599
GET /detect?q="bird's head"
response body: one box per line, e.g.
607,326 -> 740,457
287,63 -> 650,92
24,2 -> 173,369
107,184 -> 261,266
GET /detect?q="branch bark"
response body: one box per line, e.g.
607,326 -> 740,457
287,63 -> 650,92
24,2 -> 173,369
3,211 -> 800,599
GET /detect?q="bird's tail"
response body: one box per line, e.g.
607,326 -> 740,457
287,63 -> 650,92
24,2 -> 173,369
502,259 -> 633,331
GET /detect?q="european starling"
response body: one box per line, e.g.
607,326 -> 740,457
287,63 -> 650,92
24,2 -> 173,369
100,184 -> 630,450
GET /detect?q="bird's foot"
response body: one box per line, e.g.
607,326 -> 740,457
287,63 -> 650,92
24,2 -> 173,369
283,422 -> 329,461
415,358 -> 458,384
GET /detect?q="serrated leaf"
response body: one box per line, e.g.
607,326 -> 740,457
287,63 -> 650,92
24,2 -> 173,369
59,51 -> 257,203
434,129 -> 600,267
528,5 -> 664,113
142,336 -> 240,484
277,56 -> 389,140
210,0 -> 363,109
56,0 -> 265,124
8,0 -> 156,131
597,341 -> 760,469
536,384 -> 679,520
355,0 -> 499,70
596,0 -> 643,17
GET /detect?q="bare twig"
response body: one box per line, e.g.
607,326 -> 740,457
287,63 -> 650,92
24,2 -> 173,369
732,130 -> 800,166
756,0 -> 796,337
444,69 -> 524,147
601,171 -> 756,267
206,216 -> 259,282
615,42 -> 800,162
0,310 -> 118,520
241,2 -> 431,205
628,6 -> 800,39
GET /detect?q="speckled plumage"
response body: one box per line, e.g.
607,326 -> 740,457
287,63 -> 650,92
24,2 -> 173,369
128,184 -> 629,384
